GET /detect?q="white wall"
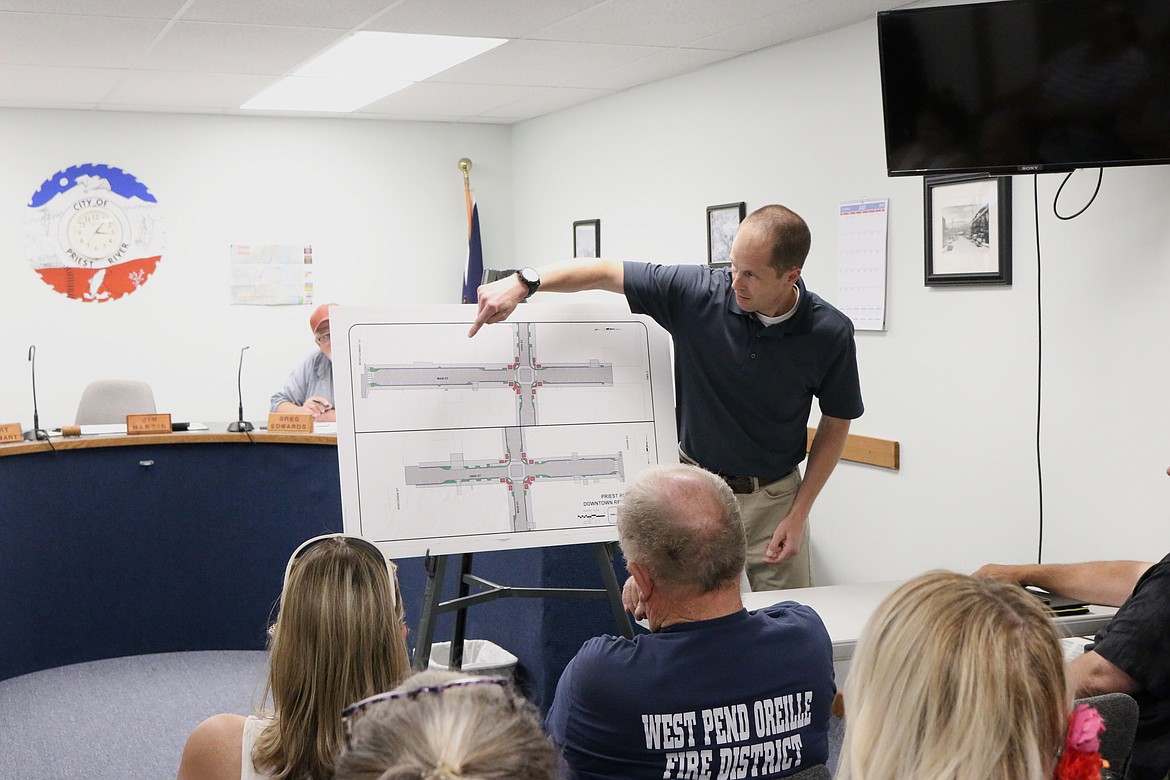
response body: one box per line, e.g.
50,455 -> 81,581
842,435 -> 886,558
7,13 -> 1169,587
2,110 -> 511,427
509,20 -> 1170,582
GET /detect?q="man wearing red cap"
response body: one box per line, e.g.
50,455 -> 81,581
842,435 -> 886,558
270,303 -> 336,422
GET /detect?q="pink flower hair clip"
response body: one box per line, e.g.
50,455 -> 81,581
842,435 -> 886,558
1054,703 -> 1107,780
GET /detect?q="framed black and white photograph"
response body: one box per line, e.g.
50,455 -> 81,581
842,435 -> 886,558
706,202 -> 745,266
573,219 -> 600,259
924,174 -> 1011,286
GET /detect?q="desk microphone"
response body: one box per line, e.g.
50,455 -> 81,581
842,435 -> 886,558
24,345 -> 49,441
227,346 -> 254,433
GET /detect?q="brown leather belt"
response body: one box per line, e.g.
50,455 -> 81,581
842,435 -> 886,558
720,474 -> 771,494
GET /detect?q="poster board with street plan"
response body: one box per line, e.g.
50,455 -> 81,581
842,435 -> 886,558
332,304 -> 678,558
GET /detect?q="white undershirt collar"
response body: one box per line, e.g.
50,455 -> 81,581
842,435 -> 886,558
755,285 -> 800,326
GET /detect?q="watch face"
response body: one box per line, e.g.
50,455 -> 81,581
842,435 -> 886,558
23,163 -> 166,303
66,205 -> 126,261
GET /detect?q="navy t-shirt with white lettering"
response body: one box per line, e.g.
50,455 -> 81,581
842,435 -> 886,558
545,602 -> 834,780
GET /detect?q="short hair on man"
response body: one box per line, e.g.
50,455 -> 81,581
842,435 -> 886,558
742,204 -> 812,272
616,463 -> 745,592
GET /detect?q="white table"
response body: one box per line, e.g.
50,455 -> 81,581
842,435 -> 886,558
743,580 -> 1118,667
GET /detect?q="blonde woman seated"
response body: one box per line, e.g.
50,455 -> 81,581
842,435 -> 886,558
334,669 -> 561,780
837,570 -> 1106,780
178,534 -> 411,780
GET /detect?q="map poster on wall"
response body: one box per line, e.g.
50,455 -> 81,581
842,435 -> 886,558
332,304 -> 679,559
229,244 -> 313,305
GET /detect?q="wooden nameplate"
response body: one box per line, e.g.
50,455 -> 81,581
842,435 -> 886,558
127,413 -> 172,435
268,412 -> 314,433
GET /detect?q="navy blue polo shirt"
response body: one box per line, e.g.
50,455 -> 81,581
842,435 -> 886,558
624,261 -> 863,480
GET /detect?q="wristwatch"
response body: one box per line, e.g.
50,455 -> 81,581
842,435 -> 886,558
516,267 -> 541,299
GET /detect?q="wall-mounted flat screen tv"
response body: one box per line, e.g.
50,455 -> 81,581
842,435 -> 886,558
877,0 -> 1170,176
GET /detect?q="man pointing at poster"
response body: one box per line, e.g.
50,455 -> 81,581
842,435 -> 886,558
469,205 -> 863,590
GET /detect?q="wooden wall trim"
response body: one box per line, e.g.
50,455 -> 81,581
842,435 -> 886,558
807,427 -> 899,470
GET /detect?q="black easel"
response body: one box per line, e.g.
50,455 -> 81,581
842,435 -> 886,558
411,541 -> 634,671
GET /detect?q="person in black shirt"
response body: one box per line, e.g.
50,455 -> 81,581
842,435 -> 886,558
977,545 -> 1170,780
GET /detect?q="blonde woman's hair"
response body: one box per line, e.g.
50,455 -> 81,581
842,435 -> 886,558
253,535 -> 411,779
334,669 -> 560,780
837,570 -> 1070,780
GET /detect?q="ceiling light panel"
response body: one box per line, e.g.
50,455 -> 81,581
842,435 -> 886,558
241,76 -> 412,113
296,31 -> 506,82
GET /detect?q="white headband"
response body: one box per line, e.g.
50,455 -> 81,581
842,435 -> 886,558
281,533 -> 397,606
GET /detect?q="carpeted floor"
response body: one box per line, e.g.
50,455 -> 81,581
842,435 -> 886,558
0,651 -> 268,780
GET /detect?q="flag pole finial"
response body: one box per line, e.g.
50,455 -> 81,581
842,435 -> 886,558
458,157 -> 473,183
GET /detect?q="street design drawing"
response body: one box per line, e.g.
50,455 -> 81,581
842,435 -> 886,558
333,308 -> 677,557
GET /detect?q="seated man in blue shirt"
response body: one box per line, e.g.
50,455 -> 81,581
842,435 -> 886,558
271,302 -> 336,422
545,463 -> 835,780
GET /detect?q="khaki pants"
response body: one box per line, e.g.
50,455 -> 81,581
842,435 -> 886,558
736,469 -> 812,591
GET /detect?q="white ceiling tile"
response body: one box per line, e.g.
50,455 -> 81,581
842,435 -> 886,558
103,70 -> 274,108
432,39 -> 664,87
569,46 -> 738,91
138,21 -> 343,74
357,81 -> 544,119
0,12 -> 166,68
364,0 -> 605,39
96,103 -> 229,115
0,64 -> 123,104
180,0 -> 393,28
481,86 -> 613,120
532,0 -> 805,48
456,115 -> 515,125
0,0 -> 911,123
0,1 -> 181,17
691,1 -> 881,52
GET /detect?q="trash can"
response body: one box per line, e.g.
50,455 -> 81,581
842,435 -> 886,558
429,639 -> 518,680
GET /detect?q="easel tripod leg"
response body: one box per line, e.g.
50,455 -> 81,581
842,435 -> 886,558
595,542 -> 634,639
413,553 -> 447,671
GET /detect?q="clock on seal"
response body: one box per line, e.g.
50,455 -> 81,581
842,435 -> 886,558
23,163 -> 166,302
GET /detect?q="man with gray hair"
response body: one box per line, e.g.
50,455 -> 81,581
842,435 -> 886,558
545,463 -> 834,780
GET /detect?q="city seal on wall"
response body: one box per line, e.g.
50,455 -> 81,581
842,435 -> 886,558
23,163 -> 166,302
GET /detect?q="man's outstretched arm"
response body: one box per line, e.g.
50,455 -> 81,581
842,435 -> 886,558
973,560 -> 1151,608
468,259 -> 625,337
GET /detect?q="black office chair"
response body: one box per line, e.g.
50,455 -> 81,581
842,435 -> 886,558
789,765 -> 830,780
1075,692 -> 1139,780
